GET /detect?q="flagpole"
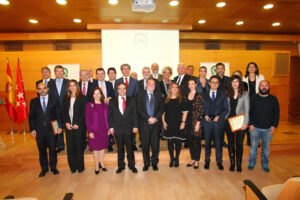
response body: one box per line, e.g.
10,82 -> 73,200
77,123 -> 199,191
22,121 -> 27,135
10,119 -> 14,135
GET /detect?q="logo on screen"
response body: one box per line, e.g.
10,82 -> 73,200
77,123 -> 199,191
211,65 -> 216,75
134,33 -> 148,49
64,67 -> 69,79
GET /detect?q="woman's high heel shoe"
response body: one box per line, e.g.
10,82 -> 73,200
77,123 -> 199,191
95,170 -> 99,174
186,161 -> 195,167
99,163 -> 107,171
194,162 -> 199,169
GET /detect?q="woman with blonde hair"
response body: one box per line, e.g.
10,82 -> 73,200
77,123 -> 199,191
162,83 -> 188,167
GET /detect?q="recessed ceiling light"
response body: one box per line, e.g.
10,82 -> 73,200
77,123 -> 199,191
0,0 -> 9,5
56,0 -> 67,5
114,18 -> 122,23
108,0 -> 118,5
198,19 -> 206,24
236,21 -> 244,25
169,0 -> 179,6
161,19 -> 169,23
264,3 -> 273,9
272,22 -> 280,27
29,19 -> 38,24
216,2 -> 226,7
73,18 -> 82,23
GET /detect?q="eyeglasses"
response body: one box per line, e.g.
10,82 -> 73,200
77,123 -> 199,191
210,81 -> 219,84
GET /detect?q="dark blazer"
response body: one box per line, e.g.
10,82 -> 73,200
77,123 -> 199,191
78,81 -> 94,102
150,74 -> 163,82
185,92 -> 204,136
159,80 -> 170,98
36,78 -> 54,87
115,77 -> 139,97
48,78 -> 69,107
196,78 -> 210,94
61,96 -> 87,130
108,96 -> 138,134
136,90 -> 164,123
218,76 -> 230,92
202,90 -> 229,126
173,74 -> 192,96
29,95 -> 62,135
138,79 -> 161,94
93,80 -> 115,98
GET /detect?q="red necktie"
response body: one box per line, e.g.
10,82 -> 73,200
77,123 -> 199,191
82,82 -> 86,96
125,77 -> 129,87
122,97 -> 126,113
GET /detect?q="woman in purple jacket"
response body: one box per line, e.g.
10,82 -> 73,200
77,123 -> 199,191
85,87 -> 109,174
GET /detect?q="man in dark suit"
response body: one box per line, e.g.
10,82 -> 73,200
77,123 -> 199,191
36,66 -> 54,87
202,75 -> 229,171
94,68 -> 114,103
138,67 -> 161,94
87,68 -> 96,83
137,78 -> 164,171
185,65 -> 198,79
107,67 -> 117,90
79,69 -> 94,102
114,64 -> 139,97
173,63 -> 191,97
108,83 -> 138,174
29,82 -> 62,177
48,65 -> 69,153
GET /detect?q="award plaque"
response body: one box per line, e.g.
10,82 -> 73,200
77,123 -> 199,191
228,114 -> 245,132
51,120 -> 59,135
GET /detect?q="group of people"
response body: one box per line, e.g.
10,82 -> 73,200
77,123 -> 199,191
29,62 -> 280,178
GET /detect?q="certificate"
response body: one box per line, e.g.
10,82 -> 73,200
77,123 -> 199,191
228,114 -> 244,132
51,120 -> 59,135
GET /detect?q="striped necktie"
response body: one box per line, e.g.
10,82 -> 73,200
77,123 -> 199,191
42,98 -> 47,113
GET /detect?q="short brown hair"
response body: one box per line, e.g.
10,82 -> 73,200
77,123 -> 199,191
91,87 -> 105,103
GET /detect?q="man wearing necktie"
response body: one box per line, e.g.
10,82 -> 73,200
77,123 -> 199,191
202,75 -> 229,171
95,68 -> 114,104
138,67 -> 161,94
137,78 -> 164,171
29,83 -> 62,177
36,67 -> 54,90
79,69 -> 94,102
108,83 -> 138,174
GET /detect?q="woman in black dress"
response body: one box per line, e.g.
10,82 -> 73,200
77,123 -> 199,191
162,83 -> 188,167
185,79 -> 204,169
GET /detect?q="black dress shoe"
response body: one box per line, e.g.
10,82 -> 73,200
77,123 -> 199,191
130,167 -> 138,173
133,145 -> 138,151
186,161 -> 195,167
204,162 -> 210,170
107,146 -> 113,152
56,148 -> 64,153
169,160 -> 174,168
95,170 -> 99,175
39,170 -> 47,177
217,163 -> 224,170
116,167 -> 125,174
237,165 -> 242,172
152,165 -> 158,171
52,169 -> 59,175
229,164 -> 235,172
174,159 -> 179,168
143,166 -> 149,171
99,163 -> 107,171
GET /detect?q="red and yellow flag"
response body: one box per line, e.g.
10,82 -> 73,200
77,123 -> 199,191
5,58 -> 16,121
16,59 -> 28,123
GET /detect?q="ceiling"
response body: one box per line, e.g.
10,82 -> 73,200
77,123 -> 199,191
0,0 -> 299,33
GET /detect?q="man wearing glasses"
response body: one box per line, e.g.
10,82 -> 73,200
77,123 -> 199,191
202,75 -> 229,171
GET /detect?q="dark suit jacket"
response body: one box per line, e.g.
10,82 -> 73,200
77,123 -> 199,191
218,76 -> 230,92
108,97 -> 138,134
138,79 -> 161,94
61,96 -> 87,130
48,78 -> 69,108
202,90 -> 229,126
29,95 -> 62,135
93,80 -> 115,98
115,77 -> 139,97
136,90 -> 164,124
159,81 -> 168,98
173,74 -> 192,96
78,81 -> 94,102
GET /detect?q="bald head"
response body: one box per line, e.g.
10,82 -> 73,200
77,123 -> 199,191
36,82 -> 49,96
177,63 -> 185,76
259,80 -> 270,95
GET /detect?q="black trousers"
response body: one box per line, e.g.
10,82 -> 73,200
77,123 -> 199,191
65,129 -> 85,172
186,130 -> 201,161
115,131 -> 135,168
225,121 -> 245,166
36,131 -> 57,171
56,130 -> 65,149
203,122 -> 223,163
167,139 -> 182,161
140,123 -> 160,166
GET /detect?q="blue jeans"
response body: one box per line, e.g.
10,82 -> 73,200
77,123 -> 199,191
249,127 -> 273,165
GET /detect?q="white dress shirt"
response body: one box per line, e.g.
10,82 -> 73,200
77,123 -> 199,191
152,73 -> 159,79
110,80 -> 116,89
81,81 -> 89,95
209,89 -> 217,99
118,95 -> 126,115
177,74 -> 185,86
69,97 -> 76,124
123,76 -> 130,85
98,80 -> 107,98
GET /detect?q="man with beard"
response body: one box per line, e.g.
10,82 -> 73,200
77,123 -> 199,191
150,63 -> 163,81
248,80 -> 280,173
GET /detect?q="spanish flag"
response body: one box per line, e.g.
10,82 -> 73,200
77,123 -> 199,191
5,58 -> 16,121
